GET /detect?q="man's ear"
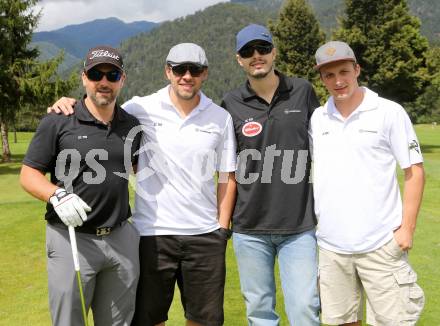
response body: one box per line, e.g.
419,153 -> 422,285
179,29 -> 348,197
201,68 -> 208,82
164,65 -> 172,81
81,71 -> 87,87
355,63 -> 361,78
120,72 -> 126,87
236,54 -> 244,68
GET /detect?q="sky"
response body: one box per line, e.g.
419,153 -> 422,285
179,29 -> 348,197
34,0 -> 227,32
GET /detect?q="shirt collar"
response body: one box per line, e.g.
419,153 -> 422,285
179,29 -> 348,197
325,86 -> 379,118
75,96 -> 126,124
239,70 -> 293,100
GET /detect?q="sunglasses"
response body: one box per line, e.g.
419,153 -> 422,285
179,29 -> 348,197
86,68 -> 122,82
169,64 -> 205,77
238,43 -> 273,58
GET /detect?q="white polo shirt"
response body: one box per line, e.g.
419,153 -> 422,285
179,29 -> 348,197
310,87 -> 423,254
123,86 -> 237,236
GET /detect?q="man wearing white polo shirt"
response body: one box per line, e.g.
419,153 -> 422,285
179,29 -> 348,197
310,41 -> 425,326
126,43 -> 237,326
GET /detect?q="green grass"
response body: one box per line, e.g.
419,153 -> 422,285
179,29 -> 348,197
0,126 -> 439,325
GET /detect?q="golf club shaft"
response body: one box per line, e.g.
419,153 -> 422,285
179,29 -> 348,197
68,226 -> 89,326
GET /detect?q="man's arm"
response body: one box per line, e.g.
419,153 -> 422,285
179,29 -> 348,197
47,97 -> 77,115
217,172 -> 237,229
20,164 -> 58,202
394,163 -> 425,250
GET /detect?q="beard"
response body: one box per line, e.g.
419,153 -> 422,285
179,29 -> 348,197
88,87 -> 118,107
175,89 -> 197,100
247,61 -> 274,80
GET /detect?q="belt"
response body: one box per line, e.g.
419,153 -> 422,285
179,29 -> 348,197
49,220 -> 126,236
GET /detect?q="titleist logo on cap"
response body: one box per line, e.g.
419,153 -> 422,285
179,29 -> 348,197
83,45 -> 124,71
89,49 -> 120,60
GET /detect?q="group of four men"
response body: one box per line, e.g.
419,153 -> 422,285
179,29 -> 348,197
20,23 -> 425,326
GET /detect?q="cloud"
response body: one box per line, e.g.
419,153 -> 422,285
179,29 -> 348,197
34,0 -> 226,31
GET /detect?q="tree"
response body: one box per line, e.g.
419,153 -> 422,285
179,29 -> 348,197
407,46 -> 440,123
0,0 -> 39,161
16,52 -> 79,131
270,0 -> 325,81
333,0 -> 430,106
0,0 -> 77,161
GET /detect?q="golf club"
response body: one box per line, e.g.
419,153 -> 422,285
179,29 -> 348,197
68,225 -> 89,326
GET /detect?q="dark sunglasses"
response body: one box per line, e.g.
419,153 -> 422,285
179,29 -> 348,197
86,68 -> 122,82
169,64 -> 205,77
238,43 -> 273,58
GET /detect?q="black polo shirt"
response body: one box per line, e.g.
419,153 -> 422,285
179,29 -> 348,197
23,98 -> 141,230
221,71 -> 320,234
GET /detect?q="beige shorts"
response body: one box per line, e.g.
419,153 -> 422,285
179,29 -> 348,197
319,237 -> 425,326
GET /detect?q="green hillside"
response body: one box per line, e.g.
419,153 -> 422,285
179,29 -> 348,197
31,41 -> 81,74
119,2 -> 269,103
235,0 -> 440,44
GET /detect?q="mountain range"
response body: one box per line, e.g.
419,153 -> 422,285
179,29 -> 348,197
32,17 -> 158,72
32,0 -> 439,101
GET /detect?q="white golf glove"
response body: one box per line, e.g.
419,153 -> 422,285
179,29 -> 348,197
49,188 -> 91,227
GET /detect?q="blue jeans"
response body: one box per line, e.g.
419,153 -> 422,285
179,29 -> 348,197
232,230 -> 320,326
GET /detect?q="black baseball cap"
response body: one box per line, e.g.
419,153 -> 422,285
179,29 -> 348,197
84,45 -> 124,72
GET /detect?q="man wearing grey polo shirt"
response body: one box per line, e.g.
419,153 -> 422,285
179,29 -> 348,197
50,43 -> 237,326
310,41 -> 425,325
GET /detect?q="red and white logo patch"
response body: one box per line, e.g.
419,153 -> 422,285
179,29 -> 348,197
242,121 -> 262,137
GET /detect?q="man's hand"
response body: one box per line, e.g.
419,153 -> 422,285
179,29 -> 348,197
49,189 -> 91,227
393,226 -> 414,251
47,97 -> 77,115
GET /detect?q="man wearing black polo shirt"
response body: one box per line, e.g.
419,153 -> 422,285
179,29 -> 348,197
221,24 -> 320,325
20,46 -> 141,326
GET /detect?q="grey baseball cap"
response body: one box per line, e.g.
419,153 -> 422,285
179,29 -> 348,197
314,41 -> 357,70
166,43 -> 208,67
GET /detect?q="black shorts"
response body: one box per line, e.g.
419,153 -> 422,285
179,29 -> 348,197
132,229 -> 228,326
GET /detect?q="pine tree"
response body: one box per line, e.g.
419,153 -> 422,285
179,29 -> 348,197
16,51 -> 79,130
0,0 -> 77,161
333,0 -> 430,106
408,46 -> 440,123
270,0 -> 325,82
0,0 -> 39,161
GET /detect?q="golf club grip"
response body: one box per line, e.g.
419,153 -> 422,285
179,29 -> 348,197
68,226 -> 81,271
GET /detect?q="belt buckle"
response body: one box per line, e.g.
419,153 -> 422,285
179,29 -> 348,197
96,227 -> 111,236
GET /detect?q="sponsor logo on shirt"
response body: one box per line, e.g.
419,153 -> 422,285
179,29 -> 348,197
409,139 -> 420,153
359,129 -> 378,134
242,121 -> 262,137
77,135 -> 88,140
284,109 -> 301,114
195,128 -> 213,134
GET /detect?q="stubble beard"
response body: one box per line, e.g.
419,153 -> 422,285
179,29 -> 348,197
176,89 -> 197,100
89,88 -> 117,107
248,62 -> 274,80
